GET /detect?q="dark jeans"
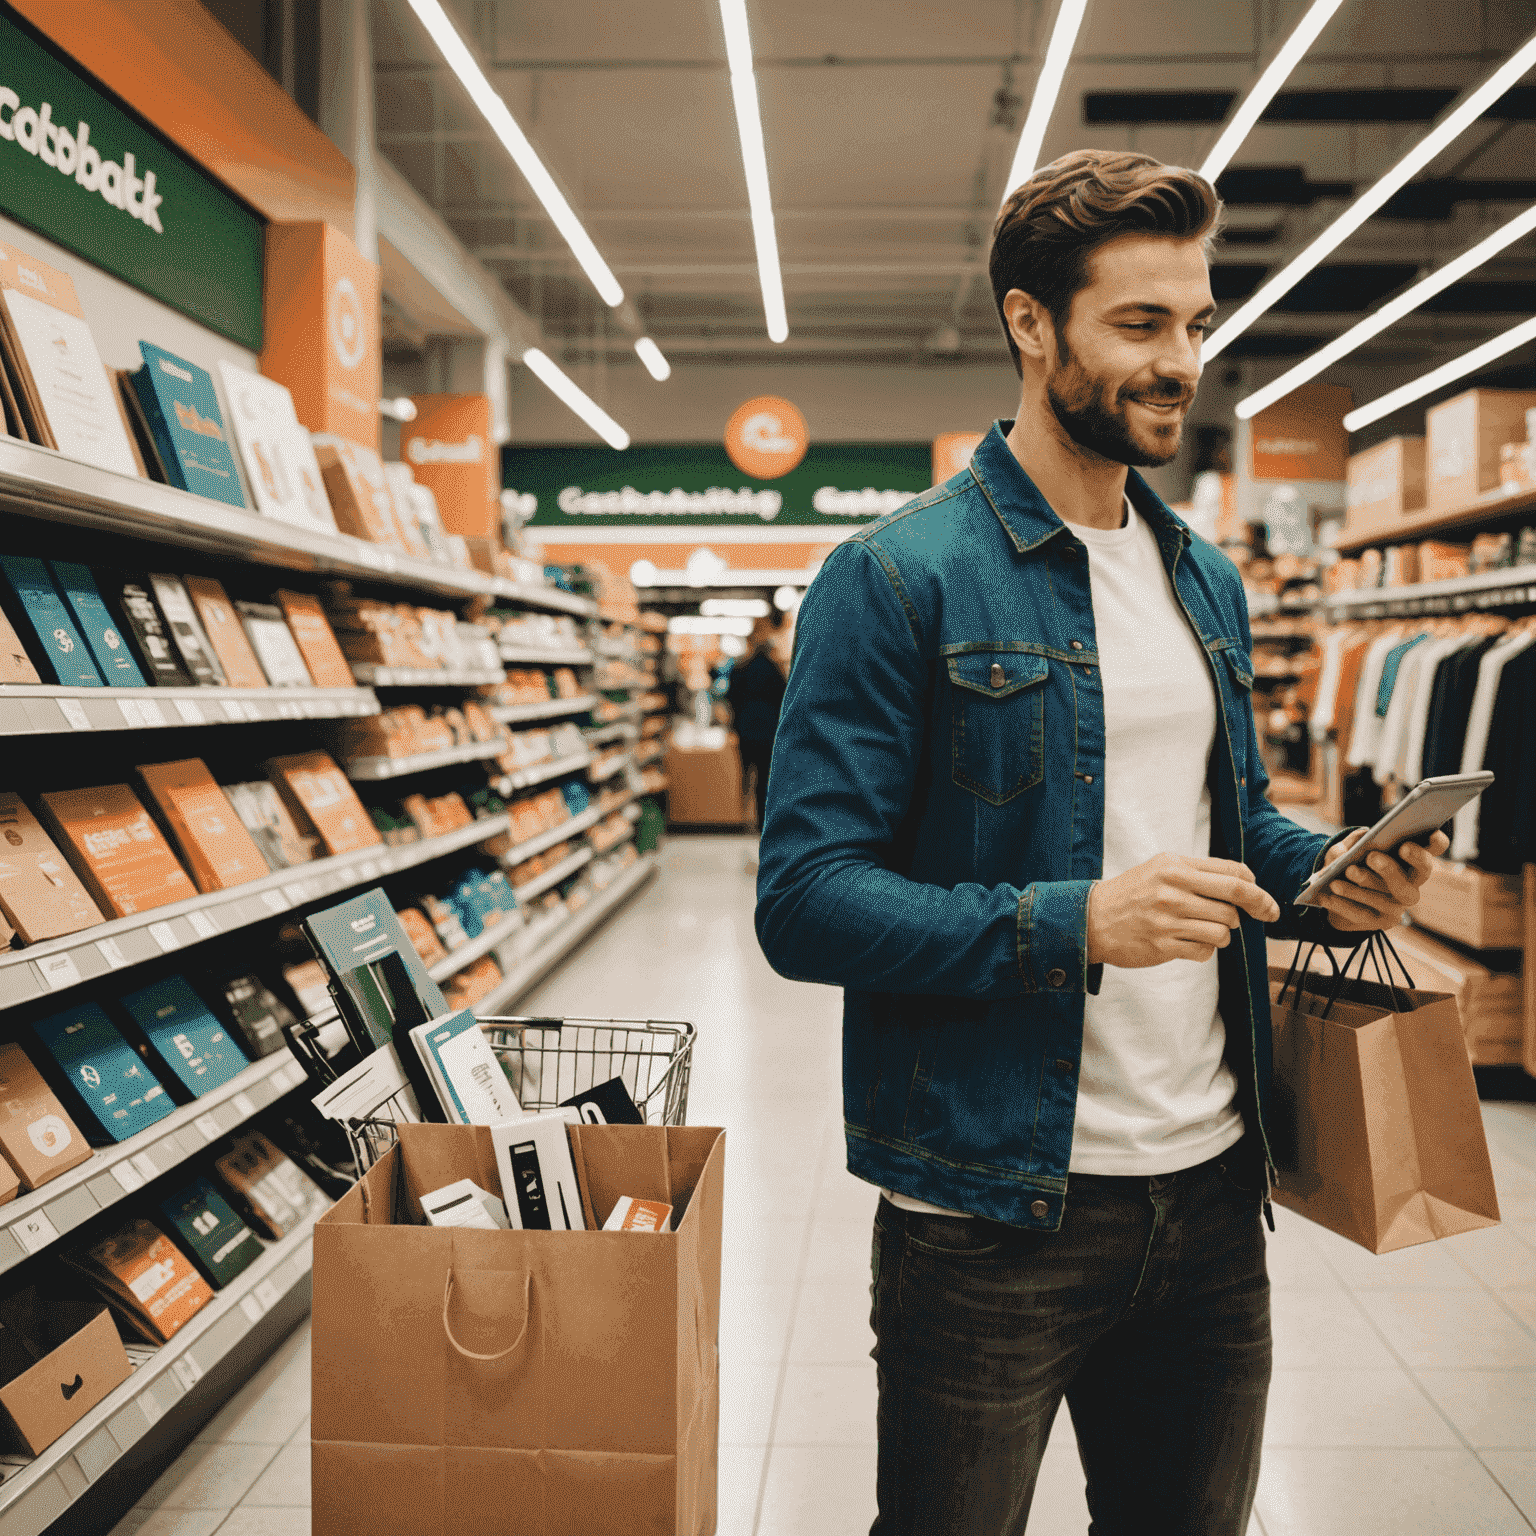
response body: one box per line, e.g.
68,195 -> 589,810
870,1146 -> 1272,1535
740,737 -> 773,832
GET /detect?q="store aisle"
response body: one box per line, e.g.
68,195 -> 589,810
115,836 -> 1536,1535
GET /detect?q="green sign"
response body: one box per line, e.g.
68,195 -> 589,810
0,6 -> 264,349
505,442 -> 934,528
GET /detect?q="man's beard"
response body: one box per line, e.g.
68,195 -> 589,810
1044,343 -> 1189,468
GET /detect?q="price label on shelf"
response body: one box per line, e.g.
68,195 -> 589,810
13,1212 -> 59,1254
187,910 -> 219,940
194,1114 -> 221,1142
137,1391 -> 164,1427
260,890 -> 289,914
240,1293 -> 265,1324
34,951 -> 82,992
137,699 -> 166,727
111,1160 -> 145,1194
148,922 -> 180,954
357,862 -> 378,881
242,700 -> 262,721
255,1279 -> 280,1310
132,1152 -> 159,1182
174,700 -> 204,726
117,699 -> 144,728
172,1355 -> 203,1392
57,698 -> 91,731
95,938 -> 128,970
281,882 -> 309,906
232,1093 -> 257,1120
222,700 -> 246,722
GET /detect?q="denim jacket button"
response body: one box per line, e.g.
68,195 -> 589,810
1070,640 -> 1084,651
1031,1200 -> 1050,1219
1046,967 -> 1066,987
990,662 -> 1005,688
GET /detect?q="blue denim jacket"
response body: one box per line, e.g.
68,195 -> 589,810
755,421 -> 1337,1229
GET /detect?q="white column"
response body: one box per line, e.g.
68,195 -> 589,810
318,0 -> 378,260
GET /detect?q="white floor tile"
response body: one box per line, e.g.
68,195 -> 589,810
719,1358 -> 781,1446
108,1511 -> 225,1536
758,1444 -> 877,1536
1309,1226 -> 1481,1290
137,1443 -> 278,1511
1448,1223 -> 1536,1292
1256,1447 -> 1533,1535
717,1443 -> 768,1536
1417,1372 -> 1536,1449
1480,1451 -> 1536,1524
787,1271 -> 876,1365
1262,1369 -> 1459,1447
1353,1287 -> 1536,1371
216,1510 -> 311,1536
773,1362 -> 878,1446
1268,1288 -> 1400,1371
240,1441 -> 310,1506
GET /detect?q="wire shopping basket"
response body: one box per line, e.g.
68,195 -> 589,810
300,1013 -> 695,1182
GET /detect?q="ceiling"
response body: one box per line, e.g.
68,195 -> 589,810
369,0 -> 1535,389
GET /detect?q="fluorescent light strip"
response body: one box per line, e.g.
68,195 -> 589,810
405,0 -> 623,307
719,0 -> 788,342
521,348 -> 631,450
1002,0 -> 1090,200
1198,0 -> 1346,183
1205,29 -> 1536,361
1342,314 -> 1536,433
634,337 -> 672,381
1237,203 -> 1536,420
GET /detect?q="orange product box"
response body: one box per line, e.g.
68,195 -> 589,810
275,591 -> 355,688
0,609 -> 40,684
182,577 -> 269,689
79,1219 -> 213,1344
1345,436 -> 1425,534
1426,389 -> 1536,510
0,792 -> 104,943
443,954 -> 502,1010
1418,541 -> 1472,584
460,701 -> 500,744
37,785 -> 198,918
0,1042 -> 90,1191
136,759 -> 269,893
403,395 -> 498,539
312,437 -> 404,549
396,906 -> 447,967
265,753 -> 381,857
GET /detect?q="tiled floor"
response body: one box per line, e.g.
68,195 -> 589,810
112,836 -> 1536,1534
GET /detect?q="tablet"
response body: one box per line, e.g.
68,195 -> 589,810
1292,771 -> 1493,907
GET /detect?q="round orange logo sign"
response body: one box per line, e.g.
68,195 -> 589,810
724,396 -> 808,479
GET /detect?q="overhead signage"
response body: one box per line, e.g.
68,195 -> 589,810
724,395 -> 808,479
506,442 -> 933,529
0,6 -> 265,350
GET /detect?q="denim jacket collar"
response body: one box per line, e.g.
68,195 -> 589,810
970,417 -> 1194,556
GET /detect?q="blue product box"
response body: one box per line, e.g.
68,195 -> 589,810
119,975 -> 251,1097
0,555 -> 104,687
129,342 -> 248,510
31,1002 -> 175,1142
47,563 -> 148,687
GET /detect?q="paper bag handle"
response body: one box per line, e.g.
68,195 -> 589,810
441,1270 -> 532,1363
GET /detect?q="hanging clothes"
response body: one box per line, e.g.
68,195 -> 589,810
1346,630 -> 1411,769
1451,627 -> 1536,862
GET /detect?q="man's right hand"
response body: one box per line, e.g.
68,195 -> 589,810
1085,853 -> 1281,969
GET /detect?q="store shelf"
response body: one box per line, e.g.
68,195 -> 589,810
583,722 -> 639,746
590,821 -> 638,857
0,1052 -> 307,1280
1323,561 -> 1536,617
343,735 -> 509,781
498,583 -> 596,619
0,813 -> 513,1011
498,645 -> 595,666
494,750 -> 592,792
1335,483 -> 1536,555
487,695 -> 599,726
0,685 -> 380,739
497,806 -> 603,870
474,853 -> 658,1013
349,664 -> 505,688
588,751 -> 633,783
511,845 -> 595,902
0,437 -> 522,605
0,1214 -> 318,1536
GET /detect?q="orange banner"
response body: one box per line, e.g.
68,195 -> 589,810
405,395 -> 497,540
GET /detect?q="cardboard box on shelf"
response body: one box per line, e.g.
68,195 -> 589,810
1426,388 -> 1536,511
1413,859 -> 1523,951
0,792 -> 105,944
275,591 -> 355,689
0,607 -> 39,684
0,1300 -> 132,1456
311,1123 -> 724,1536
265,753 -> 382,856
404,395 -> 498,540
37,784 -> 198,919
184,577 -> 270,689
138,759 -> 270,892
1345,436 -> 1425,536
313,437 -> 404,550
0,1042 -> 91,1191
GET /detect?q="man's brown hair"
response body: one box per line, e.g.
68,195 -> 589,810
990,150 -> 1223,376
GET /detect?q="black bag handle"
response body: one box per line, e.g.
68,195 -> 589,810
1284,928 -> 1415,1021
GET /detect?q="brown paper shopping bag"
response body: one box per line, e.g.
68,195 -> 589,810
1268,938 -> 1500,1253
311,1122 -> 724,1536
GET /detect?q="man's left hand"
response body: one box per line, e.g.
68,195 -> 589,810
1315,828 -> 1449,932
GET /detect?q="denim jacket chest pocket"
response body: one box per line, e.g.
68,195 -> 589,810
944,647 -> 1049,805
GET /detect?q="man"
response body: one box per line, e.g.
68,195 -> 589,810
727,614 -> 787,842
754,149 -> 1444,1536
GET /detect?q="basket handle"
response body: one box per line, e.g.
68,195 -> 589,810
441,1270 -> 532,1363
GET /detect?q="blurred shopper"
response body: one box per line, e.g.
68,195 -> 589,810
755,150 -> 1442,1536
728,616 -> 786,860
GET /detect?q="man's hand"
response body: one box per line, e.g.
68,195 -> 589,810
1316,828 -> 1448,932
1086,853 -> 1281,969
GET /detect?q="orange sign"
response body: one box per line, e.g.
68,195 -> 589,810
261,221 -> 381,452
724,396 -> 808,479
406,394 -> 497,540
1248,382 -> 1351,482
932,432 -> 984,486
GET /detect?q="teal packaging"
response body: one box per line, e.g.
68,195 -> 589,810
160,1176 -> 263,1288
47,563 -> 149,687
30,1002 -> 176,1142
0,555 -> 104,686
129,342 -> 248,509
120,975 -> 251,1096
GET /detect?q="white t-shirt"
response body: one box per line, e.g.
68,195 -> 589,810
885,497 -> 1242,1214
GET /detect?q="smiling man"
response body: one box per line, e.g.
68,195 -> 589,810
754,150 -> 1442,1535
